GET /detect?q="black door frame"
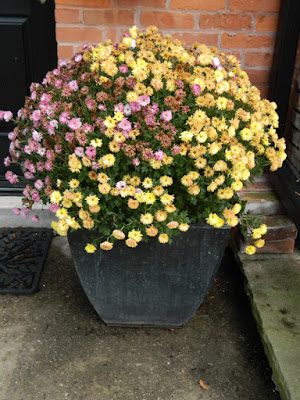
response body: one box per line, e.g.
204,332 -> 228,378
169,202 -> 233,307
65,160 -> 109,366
0,0 -> 57,195
269,0 -> 300,233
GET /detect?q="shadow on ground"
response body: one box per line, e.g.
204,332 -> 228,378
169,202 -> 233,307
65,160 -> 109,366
0,237 -> 280,400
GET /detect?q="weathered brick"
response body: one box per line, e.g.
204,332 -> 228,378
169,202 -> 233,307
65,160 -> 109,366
141,11 -> 195,29
56,27 -> 102,43
256,15 -> 278,31
56,0 -> 110,6
200,13 -> 252,31
245,69 -> 270,84
254,240 -> 295,254
83,9 -> 135,26
173,32 -> 219,47
221,33 -> 274,49
256,215 -> 297,241
240,179 -> 273,193
105,28 -> 118,42
55,8 -> 80,24
229,0 -> 280,12
57,44 -> 74,60
171,0 -> 226,11
115,0 -> 166,7
238,236 -> 295,254
239,191 -> 286,215
245,51 -> 273,67
256,84 -> 269,99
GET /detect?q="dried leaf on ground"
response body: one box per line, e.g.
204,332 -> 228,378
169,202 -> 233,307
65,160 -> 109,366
199,379 -> 210,391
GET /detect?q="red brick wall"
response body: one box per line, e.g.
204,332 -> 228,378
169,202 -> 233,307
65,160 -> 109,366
55,0 -> 280,99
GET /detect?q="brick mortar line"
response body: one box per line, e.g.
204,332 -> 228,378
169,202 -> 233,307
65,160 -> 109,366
57,41 -> 274,73
79,8 -> 84,24
56,24 -> 133,29
243,66 -> 271,70
55,5 -> 279,15
56,22 -> 277,38
240,49 -> 246,65
134,9 -> 141,27
194,12 -> 200,29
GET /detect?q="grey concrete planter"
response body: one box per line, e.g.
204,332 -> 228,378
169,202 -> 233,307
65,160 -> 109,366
68,225 -> 230,327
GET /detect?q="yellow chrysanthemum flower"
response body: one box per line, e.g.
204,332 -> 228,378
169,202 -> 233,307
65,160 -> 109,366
85,244 -> 97,253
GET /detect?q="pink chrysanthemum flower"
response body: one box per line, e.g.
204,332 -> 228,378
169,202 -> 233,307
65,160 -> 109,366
118,118 -> 132,131
32,130 -> 43,142
75,147 -> 85,157
68,80 -> 78,91
123,104 -> 131,116
30,110 -> 41,122
154,150 -> 165,161
68,118 -> 82,131
59,111 -> 70,124
130,101 -> 141,113
138,95 -> 150,106
54,79 -> 63,89
116,181 -> 127,190
34,179 -> 44,190
31,215 -> 39,223
114,103 -> 125,112
160,110 -> 172,121
85,146 -> 97,159
4,156 -> 11,167
119,64 -> 128,73
13,207 -> 20,215
192,84 -> 201,95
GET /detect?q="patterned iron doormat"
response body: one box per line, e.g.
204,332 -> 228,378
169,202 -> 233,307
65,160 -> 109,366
0,228 -> 52,294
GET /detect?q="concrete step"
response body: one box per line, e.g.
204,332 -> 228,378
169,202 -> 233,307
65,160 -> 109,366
238,214 -> 298,254
0,196 -> 54,228
239,191 -> 286,216
241,175 -> 274,193
238,215 -> 297,254
237,250 -> 300,400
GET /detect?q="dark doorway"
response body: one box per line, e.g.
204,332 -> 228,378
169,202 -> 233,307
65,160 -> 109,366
0,0 -> 57,194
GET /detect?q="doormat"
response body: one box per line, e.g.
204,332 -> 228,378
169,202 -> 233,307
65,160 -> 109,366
0,228 -> 52,294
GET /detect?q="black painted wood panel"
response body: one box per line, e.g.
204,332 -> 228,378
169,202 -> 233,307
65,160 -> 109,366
0,0 -> 57,194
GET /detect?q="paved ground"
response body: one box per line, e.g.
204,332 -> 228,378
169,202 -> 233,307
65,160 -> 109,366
238,249 -> 300,400
0,236 -> 280,400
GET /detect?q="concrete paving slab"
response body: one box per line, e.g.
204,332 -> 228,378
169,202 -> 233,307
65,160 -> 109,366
238,250 -> 300,400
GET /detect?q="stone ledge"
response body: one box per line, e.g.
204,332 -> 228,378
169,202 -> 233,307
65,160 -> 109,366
239,191 -> 286,216
237,249 -> 300,400
0,196 -> 53,229
244,215 -> 298,242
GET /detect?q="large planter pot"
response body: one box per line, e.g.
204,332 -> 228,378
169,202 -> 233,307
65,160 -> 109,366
68,225 -> 230,327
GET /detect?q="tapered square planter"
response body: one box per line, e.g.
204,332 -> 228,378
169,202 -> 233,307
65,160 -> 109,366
68,225 -> 230,327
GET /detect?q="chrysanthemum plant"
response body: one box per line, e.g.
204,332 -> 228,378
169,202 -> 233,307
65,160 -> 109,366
1,26 -> 286,254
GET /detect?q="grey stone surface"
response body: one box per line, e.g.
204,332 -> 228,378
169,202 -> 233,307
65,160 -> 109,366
0,196 -> 54,228
239,191 -> 285,216
238,250 -> 300,400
